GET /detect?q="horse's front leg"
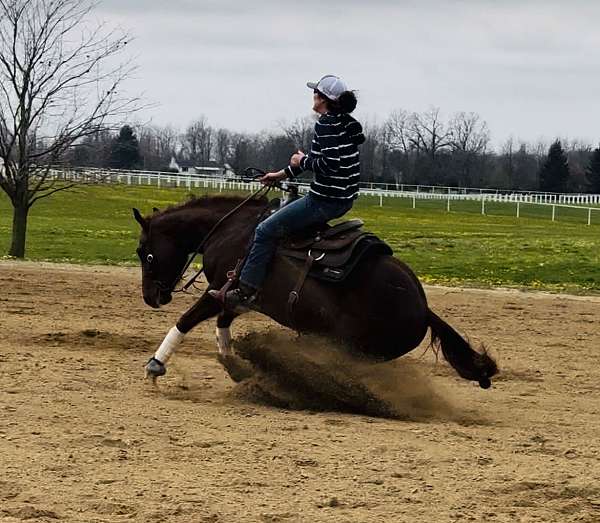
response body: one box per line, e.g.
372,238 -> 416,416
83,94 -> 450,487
145,291 -> 221,380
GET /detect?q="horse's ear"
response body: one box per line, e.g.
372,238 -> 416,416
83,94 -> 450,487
153,207 -> 160,213
132,208 -> 148,231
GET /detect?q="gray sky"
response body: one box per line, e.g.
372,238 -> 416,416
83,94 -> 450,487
98,0 -> 600,148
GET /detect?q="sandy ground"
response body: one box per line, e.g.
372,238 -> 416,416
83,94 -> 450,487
1,261 -> 599,523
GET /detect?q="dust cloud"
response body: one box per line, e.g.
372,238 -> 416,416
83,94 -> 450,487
225,330 -> 455,420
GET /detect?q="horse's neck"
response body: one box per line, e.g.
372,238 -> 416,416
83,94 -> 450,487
163,202 -> 252,254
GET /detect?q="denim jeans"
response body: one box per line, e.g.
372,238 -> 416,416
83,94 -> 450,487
239,193 -> 353,290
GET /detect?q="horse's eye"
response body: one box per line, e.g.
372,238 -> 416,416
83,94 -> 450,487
147,254 -> 154,263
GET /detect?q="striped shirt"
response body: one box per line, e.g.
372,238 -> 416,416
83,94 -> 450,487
284,112 -> 365,201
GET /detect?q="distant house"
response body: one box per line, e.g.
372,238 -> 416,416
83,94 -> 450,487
168,156 -> 230,176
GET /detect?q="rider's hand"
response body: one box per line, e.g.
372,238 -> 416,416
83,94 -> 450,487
290,150 -> 305,168
259,170 -> 286,185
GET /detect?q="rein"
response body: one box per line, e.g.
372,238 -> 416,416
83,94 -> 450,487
165,167 -> 280,294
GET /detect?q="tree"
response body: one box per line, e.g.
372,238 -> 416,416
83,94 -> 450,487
0,0 -> 137,258
137,124 -> 179,171
181,117 -> 212,165
280,116 -> 313,153
408,107 -> 451,159
213,128 -> 231,166
586,146 -> 600,193
500,137 -> 516,189
539,140 -> 570,192
448,112 -> 490,187
109,125 -> 140,169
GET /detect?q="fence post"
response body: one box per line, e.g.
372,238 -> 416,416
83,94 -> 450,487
412,195 -> 416,209
447,196 -> 450,212
552,205 -> 556,222
516,201 -> 520,218
588,208 -> 592,226
379,194 -> 383,207
481,196 -> 485,215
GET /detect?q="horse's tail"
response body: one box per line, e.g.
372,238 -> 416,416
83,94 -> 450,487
427,309 -> 498,389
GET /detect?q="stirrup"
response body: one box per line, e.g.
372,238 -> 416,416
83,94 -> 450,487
211,287 -> 257,313
209,259 -> 244,304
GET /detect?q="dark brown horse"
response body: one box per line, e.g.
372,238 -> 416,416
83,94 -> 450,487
133,195 -> 498,389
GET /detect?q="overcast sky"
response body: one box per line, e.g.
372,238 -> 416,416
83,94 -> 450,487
98,0 -> 600,148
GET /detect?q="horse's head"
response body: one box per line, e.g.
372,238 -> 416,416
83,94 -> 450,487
133,208 -> 189,309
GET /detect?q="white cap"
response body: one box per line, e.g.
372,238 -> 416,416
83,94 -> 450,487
307,74 -> 349,101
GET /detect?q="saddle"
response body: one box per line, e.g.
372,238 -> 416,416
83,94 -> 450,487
276,219 -> 393,319
278,219 -> 392,281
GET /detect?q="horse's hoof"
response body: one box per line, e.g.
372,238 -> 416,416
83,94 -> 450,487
478,378 -> 491,389
145,357 -> 166,379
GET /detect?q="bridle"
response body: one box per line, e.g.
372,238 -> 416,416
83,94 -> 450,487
143,168 -> 293,296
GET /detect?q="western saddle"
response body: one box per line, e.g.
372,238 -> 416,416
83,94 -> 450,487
277,218 -> 393,316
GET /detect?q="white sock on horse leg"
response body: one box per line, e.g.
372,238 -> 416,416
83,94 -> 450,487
216,327 -> 233,356
154,326 -> 185,364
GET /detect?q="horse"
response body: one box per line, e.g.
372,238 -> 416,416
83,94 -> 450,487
133,194 -> 498,390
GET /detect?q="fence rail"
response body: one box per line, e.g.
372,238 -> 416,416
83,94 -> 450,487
50,167 -> 600,225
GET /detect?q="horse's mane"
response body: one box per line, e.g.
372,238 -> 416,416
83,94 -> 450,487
150,194 -> 268,219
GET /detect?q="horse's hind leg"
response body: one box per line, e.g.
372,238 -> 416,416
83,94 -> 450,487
215,310 -> 255,383
216,311 -> 237,356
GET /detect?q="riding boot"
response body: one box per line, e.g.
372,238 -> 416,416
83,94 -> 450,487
211,282 -> 259,313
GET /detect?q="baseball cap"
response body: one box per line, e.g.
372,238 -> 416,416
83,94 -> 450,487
307,74 -> 349,101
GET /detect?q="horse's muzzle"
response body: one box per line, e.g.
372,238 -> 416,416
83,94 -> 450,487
159,291 -> 172,306
143,289 -> 172,309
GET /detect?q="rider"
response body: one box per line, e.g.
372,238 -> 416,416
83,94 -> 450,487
218,74 -> 365,310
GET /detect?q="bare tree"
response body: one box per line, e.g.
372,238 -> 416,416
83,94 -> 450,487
137,124 -> 179,170
213,128 -> 231,166
448,112 -> 489,155
385,109 -> 411,154
181,116 -> 212,165
383,110 -> 413,184
501,137 -> 516,189
155,125 -> 180,167
280,116 -> 314,153
448,112 -> 490,186
408,107 -> 451,159
0,0 -> 138,257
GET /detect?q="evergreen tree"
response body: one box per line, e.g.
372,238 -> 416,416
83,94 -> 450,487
109,125 -> 140,169
585,146 -> 600,193
539,140 -> 569,192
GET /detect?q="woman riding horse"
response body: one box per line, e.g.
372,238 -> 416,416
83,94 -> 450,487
214,74 -> 365,310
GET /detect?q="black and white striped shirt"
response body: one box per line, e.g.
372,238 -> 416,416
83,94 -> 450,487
284,112 -> 365,201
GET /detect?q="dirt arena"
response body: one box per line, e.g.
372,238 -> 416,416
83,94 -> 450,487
1,261 -> 599,523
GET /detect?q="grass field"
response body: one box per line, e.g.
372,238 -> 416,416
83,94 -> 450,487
1,184 -> 599,293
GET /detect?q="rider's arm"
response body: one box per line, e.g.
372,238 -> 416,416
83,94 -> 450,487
300,119 -> 341,176
284,163 -> 304,179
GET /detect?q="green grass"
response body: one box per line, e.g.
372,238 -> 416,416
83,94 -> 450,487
1,185 -> 599,293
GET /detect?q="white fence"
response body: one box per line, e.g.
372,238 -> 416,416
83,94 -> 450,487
50,167 -> 600,225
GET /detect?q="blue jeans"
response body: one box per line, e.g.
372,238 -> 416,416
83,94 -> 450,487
240,193 -> 353,290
